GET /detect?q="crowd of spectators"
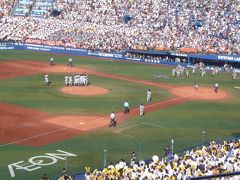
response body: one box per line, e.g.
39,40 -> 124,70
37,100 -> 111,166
0,0 -> 240,54
84,139 -> 240,179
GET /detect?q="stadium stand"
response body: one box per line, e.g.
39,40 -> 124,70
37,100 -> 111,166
0,0 -> 239,54
82,139 -> 240,179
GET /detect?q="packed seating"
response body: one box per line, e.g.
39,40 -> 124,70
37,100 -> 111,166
84,139 -> 240,179
0,0 -> 239,54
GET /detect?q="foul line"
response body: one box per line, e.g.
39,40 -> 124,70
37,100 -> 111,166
0,115 -> 110,148
114,122 -> 144,133
142,122 -> 167,129
145,94 -> 193,109
0,94 -> 193,148
0,127 -> 69,148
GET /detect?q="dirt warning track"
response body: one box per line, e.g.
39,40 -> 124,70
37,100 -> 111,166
0,60 -> 230,146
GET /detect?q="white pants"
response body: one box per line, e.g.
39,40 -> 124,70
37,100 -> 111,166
140,106 -> 144,116
147,95 -> 151,102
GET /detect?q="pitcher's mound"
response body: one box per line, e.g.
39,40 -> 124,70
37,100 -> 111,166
60,85 -> 108,96
171,86 -> 229,100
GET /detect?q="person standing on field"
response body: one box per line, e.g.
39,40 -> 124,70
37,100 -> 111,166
194,82 -> 199,90
147,89 -> 152,102
123,100 -> 130,114
139,103 -> 144,116
44,73 -> 50,85
64,74 -> 69,86
67,58 -> 73,67
50,57 -> 55,66
68,75 -> 73,86
109,111 -> 116,127
214,82 -> 219,93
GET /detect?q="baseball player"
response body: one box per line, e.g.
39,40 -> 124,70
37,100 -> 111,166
147,89 -> 152,102
176,69 -> 180,77
64,75 -> 69,86
180,66 -> 185,76
44,73 -> 50,85
67,58 -> 73,67
201,69 -> 206,77
84,75 -> 88,86
211,69 -> 216,77
192,66 -> 196,75
123,100 -> 130,114
232,71 -> 237,80
68,75 -> 73,86
194,82 -> 199,90
139,104 -> 144,116
109,111 -> 116,127
214,82 -> 219,93
185,69 -> 189,77
50,57 -> 55,66
172,69 -> 176,77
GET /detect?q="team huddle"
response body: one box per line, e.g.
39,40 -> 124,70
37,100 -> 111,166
43,73 -> 89,86
65,74 -> 89,86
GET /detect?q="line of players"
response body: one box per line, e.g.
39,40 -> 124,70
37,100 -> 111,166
64,74 -> 89,86
172,65 -> 219,78
172,64 -> 238,79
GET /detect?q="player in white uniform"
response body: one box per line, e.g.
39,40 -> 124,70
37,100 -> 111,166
50,57 -> 55,66
84,75 -> 88,86
139,104 -> 144,116
109,111 -> 116,127
212,69 -> 216,77
232,71 -> 237,80
194,83 -> 199,90
201,69 -> 206,77
185,69 -> 189,77
192,66 -> 196,75
68,76 -> 73,86
147,89 -> 152,102
172,69 -> 176,77
176,70 -> 180,77
214,82 -> 219,93
67,58 -> 73,67
180,66 -> 185,76
64,75 -> 69,86
44,73 -> 50,85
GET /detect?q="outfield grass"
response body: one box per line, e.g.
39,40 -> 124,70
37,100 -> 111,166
0,50 -> 240,179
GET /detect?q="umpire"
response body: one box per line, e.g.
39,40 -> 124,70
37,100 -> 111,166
123,100 -> 130,114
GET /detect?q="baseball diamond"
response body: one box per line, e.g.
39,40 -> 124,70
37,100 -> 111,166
0,50 -> 239,179
1,0 -> 240,179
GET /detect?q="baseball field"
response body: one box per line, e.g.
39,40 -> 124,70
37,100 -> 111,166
0,50 -> 240,179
